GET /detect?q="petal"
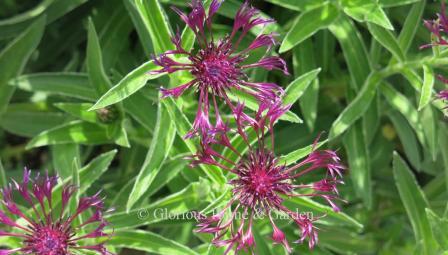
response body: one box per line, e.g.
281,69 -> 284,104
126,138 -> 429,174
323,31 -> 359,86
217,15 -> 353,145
242,56 -> 289,75
247,33 -> 277,51
160,80 -> 197,98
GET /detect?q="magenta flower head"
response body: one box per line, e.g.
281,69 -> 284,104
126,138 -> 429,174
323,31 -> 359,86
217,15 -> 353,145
422,2 -> 448,109
0,169 -> 113,255
436,75 -> 448,109
439,88 -> 448,102
151,0 -> 289,139
421,1 -> 448,49
192,102 -> 346,254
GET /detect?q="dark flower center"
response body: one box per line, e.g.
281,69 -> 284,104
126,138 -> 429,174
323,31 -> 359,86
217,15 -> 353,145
248,170 -> 272,196
191,44 -> 243,92
28,225 -> 69,255
232,150 -> 293,210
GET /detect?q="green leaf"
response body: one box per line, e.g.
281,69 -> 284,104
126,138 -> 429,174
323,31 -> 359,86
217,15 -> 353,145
127,100 -> 176,211
123,0 -> 153,55
283,68 -> 321,105
0,16 -> 46,115
26,120 -> 125,148
1,103 -> 66,137
396,0 -> 425,55
341,0 -> 394,30
329,15 -> 371,90
51,144 -> 80,180
280,3 -> 339,53
319,228 -> 376,254
426,208 -> 448,250
293,39 -> 320,131
90,61 -> 164,110
265,0 -> 327,11
146,160 -> 188,197
11,73 -> 96,101
123,91 -> 157,133
0,0 -> 86,39
109,230 -> 199,255
108,182 -> 208,229
54,103 -> 98,124
440,129 -> 448,192
135,0 -> 172,53
96,4 -> 133,71
418,65 -> 435,111
87,19 -> 112,96
380,83 -> 426,146
0,1 -> 51,39
0,159 -> 6,187
379,0 -> 420,7
69,158 -> 81,227
367,23 -> 405,62
283,197 -> 363,230
343,122 -> 372,208
393,153 -> 437,255
420,106 -> 438,161
76,150 -> 117,193
388,110 -> 422,170
280,140 -> 327,166
400,67 -> 423,91
329,73 -> 381,139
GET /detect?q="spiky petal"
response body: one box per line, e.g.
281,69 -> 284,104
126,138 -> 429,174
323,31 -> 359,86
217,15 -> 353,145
151,0 -> 288,139
421,2 -> 448,110
193,102 -> 346,253
0,169 -> 113,255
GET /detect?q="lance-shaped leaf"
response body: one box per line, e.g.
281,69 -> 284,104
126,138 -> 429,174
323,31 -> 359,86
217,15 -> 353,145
109,230 -> 199,255
126,100 -> 176,211
393,153 -> 437,255
280,3 -> 339,53
0,16 -> 46,114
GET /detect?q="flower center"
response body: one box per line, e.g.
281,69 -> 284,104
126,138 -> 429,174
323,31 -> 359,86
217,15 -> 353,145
248,171 -> 272,196
28,225 -> 69,255
191,45 -> 243,91
232,150 -> 293,210
198,56 -> 234,87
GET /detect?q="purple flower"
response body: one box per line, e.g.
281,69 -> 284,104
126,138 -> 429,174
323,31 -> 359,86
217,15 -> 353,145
151,0 -> 288,139
421,1 -> 448,49
192,103 -> 346,254
0,169 -> 113,255
439,89 -> 448,102
421,3 -> 448,109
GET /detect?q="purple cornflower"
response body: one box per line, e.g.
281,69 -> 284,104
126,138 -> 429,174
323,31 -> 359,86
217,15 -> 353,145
422,2 -> 448,108
436,75 -> 448,108
192,102 -> 345,254
151,0 -> 289,139
421,1 -> 448,49
0,169 -> 113,255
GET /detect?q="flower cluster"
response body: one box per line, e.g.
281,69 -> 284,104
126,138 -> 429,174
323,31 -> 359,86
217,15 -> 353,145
192,103 -> 345,254
153,0 -> 346,253
422,1 -> 448,108
151,0 -> 288,139
0,169 -> 113,255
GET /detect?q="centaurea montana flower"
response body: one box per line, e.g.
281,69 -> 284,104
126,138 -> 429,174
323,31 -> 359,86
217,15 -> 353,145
151,0 -> 289,139
421,1 -> 448,107
0,169 -> 113,255
191,101 -> 345,254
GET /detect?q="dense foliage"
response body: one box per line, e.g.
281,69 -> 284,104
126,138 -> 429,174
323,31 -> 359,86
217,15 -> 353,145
0,0 -> 447,254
